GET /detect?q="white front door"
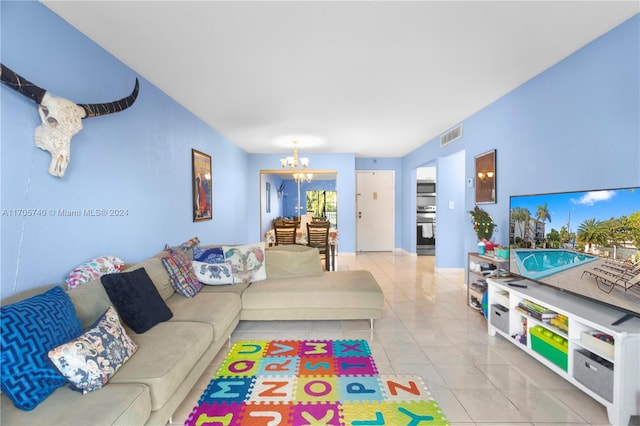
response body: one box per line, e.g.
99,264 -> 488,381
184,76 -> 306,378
356,171 -> 395,251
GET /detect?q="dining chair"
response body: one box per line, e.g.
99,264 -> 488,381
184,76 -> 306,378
306,220 -> 331,270
274,223 -> 297,245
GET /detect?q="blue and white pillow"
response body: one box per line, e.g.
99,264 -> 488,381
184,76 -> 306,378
48,306 -> 137,394
1,287 -> 83,410
192,260 -> 234,285
193,246 -> 225,264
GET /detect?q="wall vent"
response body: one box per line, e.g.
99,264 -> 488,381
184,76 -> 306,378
440,124 -> 463,147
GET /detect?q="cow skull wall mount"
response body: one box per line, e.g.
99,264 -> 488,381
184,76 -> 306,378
0,64 -> 139,177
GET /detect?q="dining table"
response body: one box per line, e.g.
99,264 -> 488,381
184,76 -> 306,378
264,227 -> 338,270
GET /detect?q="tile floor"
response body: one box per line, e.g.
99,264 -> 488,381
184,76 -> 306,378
170,251 -> 638,425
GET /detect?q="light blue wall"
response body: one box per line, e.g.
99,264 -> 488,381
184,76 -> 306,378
260,173 -> 284,236
2,3 -> 638,297
401,14 -> 639,268
1,2 -> 250,298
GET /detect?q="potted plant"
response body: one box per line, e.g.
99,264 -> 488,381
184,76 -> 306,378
469,205 -> 496,241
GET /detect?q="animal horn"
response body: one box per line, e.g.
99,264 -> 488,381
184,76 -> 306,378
78,78 -> 140,118
0,63 -> 47,104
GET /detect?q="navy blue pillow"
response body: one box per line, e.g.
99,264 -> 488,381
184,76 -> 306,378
1,286 -> 83,410
193,246 -> 225,264
100,268 -> 173,334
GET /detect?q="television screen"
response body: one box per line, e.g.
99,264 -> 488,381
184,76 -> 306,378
508,187 -> 640,318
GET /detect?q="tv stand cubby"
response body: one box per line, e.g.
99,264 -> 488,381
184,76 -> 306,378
487,277 -> 640,426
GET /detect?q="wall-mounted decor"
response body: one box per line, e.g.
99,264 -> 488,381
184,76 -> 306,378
475,149 -> 496,204
0,63 -> 139,177
192,149 -> 212,222
266,182 -> 271,213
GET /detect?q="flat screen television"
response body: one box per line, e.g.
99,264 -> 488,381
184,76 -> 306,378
508,186 -> 640,323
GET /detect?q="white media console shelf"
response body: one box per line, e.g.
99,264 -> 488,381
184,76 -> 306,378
487,277 -> 640,425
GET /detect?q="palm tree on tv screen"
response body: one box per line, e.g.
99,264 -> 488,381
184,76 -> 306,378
577,218 -> 606,253
511,207 -> 532,246
536,202 -> 552,225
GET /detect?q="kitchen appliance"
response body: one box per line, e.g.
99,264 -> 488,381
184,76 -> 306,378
417,194 -> 436,212
417,181 -> 436,255
417,181 -> 436,194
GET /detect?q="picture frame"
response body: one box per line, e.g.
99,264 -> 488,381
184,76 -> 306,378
266,182 -> 271,213
475,149 -> 496,204
192,149 -> 212,221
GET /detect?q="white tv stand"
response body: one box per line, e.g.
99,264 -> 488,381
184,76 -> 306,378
487,277 -> 640,425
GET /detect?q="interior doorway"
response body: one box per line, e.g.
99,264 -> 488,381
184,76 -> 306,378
259,170 -> 337,239
416,165 -> 436,256
356,171 -> 394,251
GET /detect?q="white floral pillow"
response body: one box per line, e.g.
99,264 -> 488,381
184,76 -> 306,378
66,255 -> 124,290
192,260 -> 235,285
48,306 -> 137,394
222,243 -> 266,284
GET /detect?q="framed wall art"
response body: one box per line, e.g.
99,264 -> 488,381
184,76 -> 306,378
475,149 -> 496,204
192,149 -> 212,221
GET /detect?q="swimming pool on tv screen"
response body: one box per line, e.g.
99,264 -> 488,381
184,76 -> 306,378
514,249 -> 598,280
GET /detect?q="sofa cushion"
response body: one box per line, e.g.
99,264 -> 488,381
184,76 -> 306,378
192,260 -> 234,285
100,269 -> 173,334
124,258 -> 174,301
199,281 -> 251,296
265,246 -> 323,279
48,306 -> 138,394
0,382 -> 151,426
109,321 -> 213,411
242,270 -> 384,316
166,291 -> 241,340
65,255 -> 125,290
223,242 -> 266,283
0,286 -> 83,410
65,278 -> 113,329
193,246 -> 225,264
161,251 -> 202,297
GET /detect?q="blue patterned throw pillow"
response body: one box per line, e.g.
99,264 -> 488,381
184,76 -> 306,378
1,286 -> 83,410
192,260 -> 235,285
193,246 -> 225,264
48,306 -> 138,394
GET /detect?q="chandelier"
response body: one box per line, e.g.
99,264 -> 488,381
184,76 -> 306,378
281,141 -> 312,183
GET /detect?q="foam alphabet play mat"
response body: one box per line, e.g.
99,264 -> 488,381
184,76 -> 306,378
186,339 -> 449,425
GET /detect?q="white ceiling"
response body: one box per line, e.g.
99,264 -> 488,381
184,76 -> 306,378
42,1 -> 638,158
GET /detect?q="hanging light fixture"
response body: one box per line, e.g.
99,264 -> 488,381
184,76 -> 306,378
281,141 -> 312,183
280,140 -> 313,216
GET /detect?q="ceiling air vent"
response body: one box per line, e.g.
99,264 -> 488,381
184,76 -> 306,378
440,124 -> 463,147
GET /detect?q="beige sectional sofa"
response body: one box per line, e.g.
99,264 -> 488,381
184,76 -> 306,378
1,244 -> 383,426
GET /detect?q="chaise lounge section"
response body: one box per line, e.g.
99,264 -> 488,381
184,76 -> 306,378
1,243 -> 383,426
